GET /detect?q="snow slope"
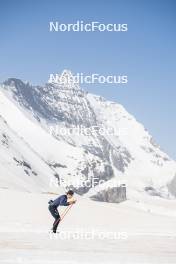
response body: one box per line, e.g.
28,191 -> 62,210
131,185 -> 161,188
0,114 -> 61,193
0,189 -> 176,264
86,94 -> 176,200
0,72 -> 176,201
0,89 -> 107,193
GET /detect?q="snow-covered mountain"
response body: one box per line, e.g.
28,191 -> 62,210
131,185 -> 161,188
0,70 -> 176,202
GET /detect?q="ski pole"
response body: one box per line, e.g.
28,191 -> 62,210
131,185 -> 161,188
53,204 -> 74,228
60,204 -> 73,222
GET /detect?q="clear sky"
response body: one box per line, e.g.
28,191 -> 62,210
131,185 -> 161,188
0,0 -> 176,159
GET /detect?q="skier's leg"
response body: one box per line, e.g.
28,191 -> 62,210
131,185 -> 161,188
48,205 -> 57,218
53,208 -> 61,232
53,216 -> 61,233
48,205 -> 61,232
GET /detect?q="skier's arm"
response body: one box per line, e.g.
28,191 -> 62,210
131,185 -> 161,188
60,196 -> 76,206
68,199 -> 76,205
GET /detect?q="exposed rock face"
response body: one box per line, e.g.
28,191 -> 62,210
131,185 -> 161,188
1,70 -> 176,201
2,75 -> 132,191
167,174 -> 176,197
90,185 -> 127,203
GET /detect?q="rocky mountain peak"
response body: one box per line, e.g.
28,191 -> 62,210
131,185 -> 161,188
48,69 -> 80,90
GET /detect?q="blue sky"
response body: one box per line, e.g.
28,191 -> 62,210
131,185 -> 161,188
0,0 -> 176,159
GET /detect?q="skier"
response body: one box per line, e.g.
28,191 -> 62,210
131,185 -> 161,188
48,190 -> 76,233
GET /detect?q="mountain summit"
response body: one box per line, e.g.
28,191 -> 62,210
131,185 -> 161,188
0,71 -> 176,202
48,69 -> 80,90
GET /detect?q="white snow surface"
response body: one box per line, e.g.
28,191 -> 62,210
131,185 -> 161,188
0,75 -> 176,263
0,189 -> 176,264
0,89 -> 103,193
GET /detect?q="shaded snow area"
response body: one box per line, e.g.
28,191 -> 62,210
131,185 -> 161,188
0,189 -> 176,264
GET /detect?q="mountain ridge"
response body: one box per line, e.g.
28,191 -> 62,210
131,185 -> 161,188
0,71 -> 176,202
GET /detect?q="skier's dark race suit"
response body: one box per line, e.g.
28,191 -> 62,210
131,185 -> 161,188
48,190 -> 75,233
